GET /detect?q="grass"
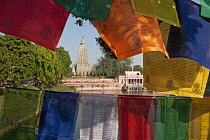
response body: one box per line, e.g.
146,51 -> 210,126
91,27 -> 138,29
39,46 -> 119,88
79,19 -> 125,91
44,83 -> 76,92
24,83 -> 76,92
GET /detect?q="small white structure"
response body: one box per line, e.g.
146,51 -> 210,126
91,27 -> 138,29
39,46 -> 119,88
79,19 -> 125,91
72,65 -> 76,75
118,71 -> 143,87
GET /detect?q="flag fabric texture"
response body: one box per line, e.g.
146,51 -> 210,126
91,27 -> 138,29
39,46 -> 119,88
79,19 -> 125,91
79,93 -> 118,140
190,0 -> 200,4
167,0 -> 210,69
200,0 -> 210,18
93,0 -> 168,60
2,87 -> 210,139
155,97 -> 191,140
188,97 -> 210,140
0,93 -> 4,123
143,51 -> 209,98
0,0 -> 69,51
118,95 -> 155,140
37,90 -> 80,140
0,88 -> 42,140
204,74 -> 210,97
54,0 -> 112,21
131,0 -> 180,27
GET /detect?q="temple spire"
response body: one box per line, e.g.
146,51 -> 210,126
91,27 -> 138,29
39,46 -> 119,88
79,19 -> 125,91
80,36 -> 85,45
76,36 -> 90,75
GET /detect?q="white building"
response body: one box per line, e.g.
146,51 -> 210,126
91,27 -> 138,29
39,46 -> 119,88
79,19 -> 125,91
118,71 -> 143,87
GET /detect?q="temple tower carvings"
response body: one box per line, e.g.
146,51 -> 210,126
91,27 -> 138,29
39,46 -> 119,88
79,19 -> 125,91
76,36 -> 90,75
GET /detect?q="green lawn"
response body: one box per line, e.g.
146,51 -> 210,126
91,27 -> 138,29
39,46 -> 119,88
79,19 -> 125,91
25,83 -> 76,92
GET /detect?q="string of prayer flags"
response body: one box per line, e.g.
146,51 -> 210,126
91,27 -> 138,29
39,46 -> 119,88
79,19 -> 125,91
93,0 -> 169,60
79,93 -> 118,140
155,97 -> 191,140
118,95 -> 155,140
0,88 -> 41,139
188,97 -> 210,140
200,0 -> 210,18
167,0 -> 210,69
130,0 -> 180,27
0,0 -> 69,51
54,0 -> 112,21
37,90 -> 80,140
143,51 -> 209,98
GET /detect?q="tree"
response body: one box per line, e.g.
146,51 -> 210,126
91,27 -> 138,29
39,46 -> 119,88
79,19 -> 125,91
91,35 -> 133,78
0,35 -> 36,84
91,56 -> 133,78
56,46 -> 72,78
133,65 -> 143,74
0,34 -> 64,89
95,37 -> 117,59
34,44 -> 62,89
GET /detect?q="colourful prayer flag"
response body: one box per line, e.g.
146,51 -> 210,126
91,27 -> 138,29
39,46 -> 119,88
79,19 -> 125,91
79,93 -> 118,140
167,0 -> 210,69
200,0 -> 210,18
204,74 -> 210,97
118,95 -> 155,140
155,97 -> 191,140
37,90 -> 80,140
0,88 -> 41,139
143,51 -> 209,98
131,0 -> 180,27
0,0 -> 69,51
0,95 -> 4,122
188,97 -> 210,140
93,0 -> 168,60
190,0 -> 200,4
54,0 -> 112,21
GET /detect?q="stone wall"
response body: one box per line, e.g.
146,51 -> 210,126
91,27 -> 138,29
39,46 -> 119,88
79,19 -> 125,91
60,78 -> 121,91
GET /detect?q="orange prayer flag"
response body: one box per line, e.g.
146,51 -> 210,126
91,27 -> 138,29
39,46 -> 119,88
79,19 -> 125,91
93,0 -> 168,60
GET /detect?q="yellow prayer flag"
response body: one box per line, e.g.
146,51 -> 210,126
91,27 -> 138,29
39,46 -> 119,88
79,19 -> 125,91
189,97 -> 210,140
143,51 -> 209,98
131,0 -> 180,27
93,0 -> 168,60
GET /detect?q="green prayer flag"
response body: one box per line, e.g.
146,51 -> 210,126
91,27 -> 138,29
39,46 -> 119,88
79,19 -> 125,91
155,97 -> 191,140
54,0 -> 113,21
0,88 -> 42,139
200,0 -> 210,18
131,0 -> 180,27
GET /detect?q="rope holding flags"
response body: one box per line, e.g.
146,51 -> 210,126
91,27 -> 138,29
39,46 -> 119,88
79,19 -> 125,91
1,88 -> 210,139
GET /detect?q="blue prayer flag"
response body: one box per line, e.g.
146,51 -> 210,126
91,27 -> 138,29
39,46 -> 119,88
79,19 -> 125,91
36,90 -> 80,140
167,0 -> 210,69
190,0 -> 200,4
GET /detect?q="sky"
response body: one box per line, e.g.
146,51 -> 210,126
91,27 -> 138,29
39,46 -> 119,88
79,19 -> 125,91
57,15 -> 143,67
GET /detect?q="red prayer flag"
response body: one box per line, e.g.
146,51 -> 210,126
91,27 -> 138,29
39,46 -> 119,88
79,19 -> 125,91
0,0 -> 69,50
118,95 -> 155,140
